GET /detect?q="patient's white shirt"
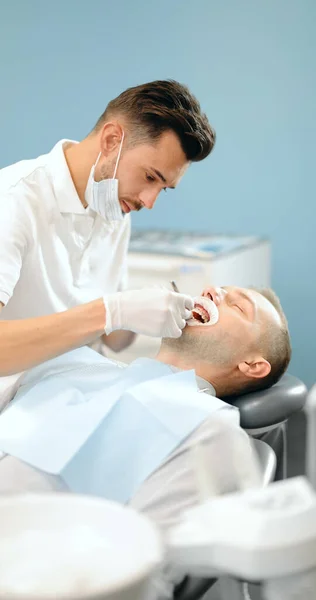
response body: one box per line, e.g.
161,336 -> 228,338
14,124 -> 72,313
0,140 -> 130,319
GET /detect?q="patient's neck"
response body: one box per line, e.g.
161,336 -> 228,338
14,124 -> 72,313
156,347 -> 224,395
156,347 -> 196,372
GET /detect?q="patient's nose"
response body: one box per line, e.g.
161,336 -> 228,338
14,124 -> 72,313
201,287 -> 226,305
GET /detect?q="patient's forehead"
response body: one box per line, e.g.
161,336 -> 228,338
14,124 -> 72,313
244,288 -> 282,327
221,286 -> 281,326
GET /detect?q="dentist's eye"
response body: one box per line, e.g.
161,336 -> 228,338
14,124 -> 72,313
146,174 -> 155,182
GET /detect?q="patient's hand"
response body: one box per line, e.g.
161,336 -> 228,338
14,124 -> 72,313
201,286 -> 223,305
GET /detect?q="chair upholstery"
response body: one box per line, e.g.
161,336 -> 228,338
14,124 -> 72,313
252,438 -> 276,485
228,374 -> 307,430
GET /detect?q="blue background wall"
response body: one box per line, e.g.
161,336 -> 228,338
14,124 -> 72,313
1,0 -> 315,386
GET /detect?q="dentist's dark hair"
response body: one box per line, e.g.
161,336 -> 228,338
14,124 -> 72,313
93,80 -> 216,162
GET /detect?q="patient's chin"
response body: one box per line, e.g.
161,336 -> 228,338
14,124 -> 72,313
180,322 -> 210,339
184,320 -> 212,332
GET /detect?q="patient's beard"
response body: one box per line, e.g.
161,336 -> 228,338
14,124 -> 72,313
159,327 -> 239,368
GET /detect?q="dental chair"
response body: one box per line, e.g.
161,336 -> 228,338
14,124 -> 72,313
231,373 -> 307,480
173,372 -> 307,600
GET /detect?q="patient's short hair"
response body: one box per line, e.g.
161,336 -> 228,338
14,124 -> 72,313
238,288 -> 292,396
93,80 -> 216,162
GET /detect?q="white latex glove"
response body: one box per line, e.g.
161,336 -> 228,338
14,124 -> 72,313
103,288 -> 194,338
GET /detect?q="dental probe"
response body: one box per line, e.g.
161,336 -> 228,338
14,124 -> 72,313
170,281 -> 180,293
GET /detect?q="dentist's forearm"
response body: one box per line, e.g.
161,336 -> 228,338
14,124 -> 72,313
0,299 -> 106,376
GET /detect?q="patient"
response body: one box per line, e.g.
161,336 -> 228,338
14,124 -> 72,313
0,285 -> 291,520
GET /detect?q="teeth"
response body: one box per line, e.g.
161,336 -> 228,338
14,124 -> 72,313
187,296 -> 219,327
192,306 -> 209,323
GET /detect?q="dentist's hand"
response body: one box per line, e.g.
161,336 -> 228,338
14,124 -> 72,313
103,288 -> 194,338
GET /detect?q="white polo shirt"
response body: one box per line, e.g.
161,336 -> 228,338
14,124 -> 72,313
0,140 -> 131,320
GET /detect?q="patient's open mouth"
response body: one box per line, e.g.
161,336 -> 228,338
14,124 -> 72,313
192,303 -> 210,323
187,297 -> 219,327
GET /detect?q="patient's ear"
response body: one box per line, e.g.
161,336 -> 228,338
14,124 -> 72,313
238,357 -> 271,380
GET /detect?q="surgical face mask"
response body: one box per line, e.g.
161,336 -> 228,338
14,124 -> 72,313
85,132 -> 125,222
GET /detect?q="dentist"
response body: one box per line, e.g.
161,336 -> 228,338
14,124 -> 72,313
0,80 -> 216,376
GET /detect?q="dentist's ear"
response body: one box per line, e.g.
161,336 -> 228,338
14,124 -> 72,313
100,122 -> 124,156
238,357 -> 271,380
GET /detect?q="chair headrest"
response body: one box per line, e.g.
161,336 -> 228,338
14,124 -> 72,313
227,374 -> 307,429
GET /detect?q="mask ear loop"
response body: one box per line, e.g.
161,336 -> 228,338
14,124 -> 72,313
94,130 -> 125,175
113,131 -> 125,178
94,152 -> 102,169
